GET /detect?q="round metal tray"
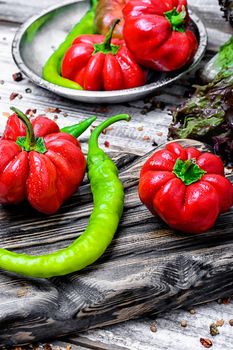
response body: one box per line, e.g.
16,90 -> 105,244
12,0 -> 207,104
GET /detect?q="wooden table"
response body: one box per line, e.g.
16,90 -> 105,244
0,1 -> 232,349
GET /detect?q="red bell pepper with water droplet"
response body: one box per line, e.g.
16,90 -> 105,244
0,107 -> 86,214
61,19 -> 147,91
138,142 -> 233,234
123,0 -> 198,71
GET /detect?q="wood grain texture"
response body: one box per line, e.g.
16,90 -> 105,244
72,300 -> 233,350
0,141 -> 232,347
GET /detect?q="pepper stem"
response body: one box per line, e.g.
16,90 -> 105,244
103,19 -> 120,50
10,107 -> 36,149
164,6 -> 187,32
89,114 -> 131,152
93,19 -> 121,55
10,106 -> 47,154
173,158 -> 206,185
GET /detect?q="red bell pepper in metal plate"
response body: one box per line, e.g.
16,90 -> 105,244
61,19 -> 148,91
138,142 -> 233,234
123,0 -> 198,71
0,107 -> 86,215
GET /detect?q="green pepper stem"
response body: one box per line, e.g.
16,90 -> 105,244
173,157 -> 206,185
10,107 -> 36,148
89,114 -> 131,152
93,19 -> 121,55
180,158 -> 195,174
103,19 -> 120,50
61,116 -> 97,138
164,6 -> 186,32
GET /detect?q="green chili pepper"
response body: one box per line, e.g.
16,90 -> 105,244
61,116 -> 96,138
0,113 -> 130,278
43,0 -> 98,89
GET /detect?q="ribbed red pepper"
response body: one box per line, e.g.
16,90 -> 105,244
0,108 -> 86,214
61,19 -> 147,91
123,0 -> 198,71
138,142 -> 233,234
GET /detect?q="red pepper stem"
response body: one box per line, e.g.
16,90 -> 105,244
10,107 -> 36,148
103,19 -> 121,50
89,114 -> 130,153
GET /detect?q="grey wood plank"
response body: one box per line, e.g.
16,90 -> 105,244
61,336 -> 129,350
70,301 -> 233,350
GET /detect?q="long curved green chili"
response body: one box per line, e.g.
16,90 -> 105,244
42,0 -> 98,89
0,114 -> 130,278
61,116 -> 96,138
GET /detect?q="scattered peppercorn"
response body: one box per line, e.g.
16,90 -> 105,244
150,323 -> 157,333
210,323 -> 219,336
25,109 -> 37,115
45,107 -> 61,113
0,80 -> 4,85
18,94 -> 23,99
9,92 -> 19,101
222,297 -> 231,304
180,320 -> 188,328
63,112 -> 68,117
152,141 -> 158,147
12,72 -> 23,82
66,345 -> 72,350
200,338 -> 213,348
157,131 -> 163,137
143,135 -> 150,141
43,344 -> 52,350
25,88 -> 32,93
217,298 -> 223,304
229,319 -> 233,326
189,309 -> 196,315
215,319 -> 224,327
104,141 -> 110,148
95,106 -> 109,114
53,115 -> 58,120
137,126 -> 144,131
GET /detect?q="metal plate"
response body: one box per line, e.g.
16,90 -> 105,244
12,0 -> 207,104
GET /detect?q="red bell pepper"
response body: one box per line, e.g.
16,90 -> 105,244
0,107 -> 86,215
138,142 -> 233,234
61,19 -> 147,91
123,0 -> 198,71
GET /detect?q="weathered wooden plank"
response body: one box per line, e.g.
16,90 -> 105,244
71,300 -> 233,350
0,141 -> 232,347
